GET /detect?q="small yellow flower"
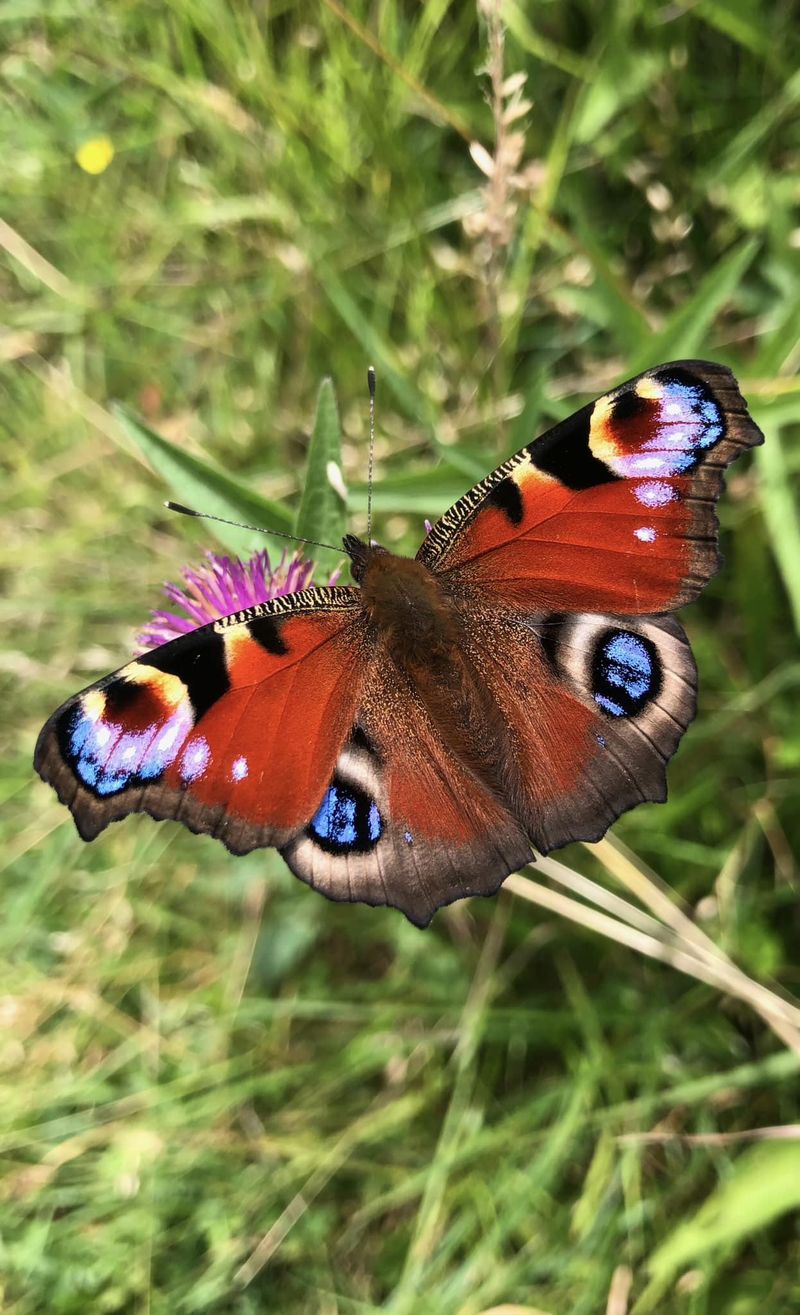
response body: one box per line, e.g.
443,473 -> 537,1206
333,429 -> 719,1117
75,136 -> 115,175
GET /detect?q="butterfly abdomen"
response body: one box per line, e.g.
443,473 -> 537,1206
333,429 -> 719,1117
360,550 -> 513,799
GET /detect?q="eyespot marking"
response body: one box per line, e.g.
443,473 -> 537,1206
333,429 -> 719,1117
592,629 -> 660,719
231,755 -> 248,781
308,780 -> 383,854
654,370 -> 724,451
61,694 -> 193,797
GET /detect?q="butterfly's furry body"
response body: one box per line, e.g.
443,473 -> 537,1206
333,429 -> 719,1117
360,547 -> 513,806
35,360 -> 764,926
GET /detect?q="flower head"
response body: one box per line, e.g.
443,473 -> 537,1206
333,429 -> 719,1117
75,136 -> 115,175
138,547 -> 337,651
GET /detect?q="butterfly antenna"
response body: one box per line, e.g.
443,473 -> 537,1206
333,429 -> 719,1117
164,502 -> 341,554
366,365 -> 376,542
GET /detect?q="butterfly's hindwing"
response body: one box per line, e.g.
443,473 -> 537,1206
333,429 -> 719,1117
283,699 -> 533,928
458,602 -> 697,855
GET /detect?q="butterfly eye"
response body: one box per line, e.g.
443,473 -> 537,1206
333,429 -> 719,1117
343,534 -> 370,583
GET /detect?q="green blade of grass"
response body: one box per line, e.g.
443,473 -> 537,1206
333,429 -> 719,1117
293,377 -> 347,573
756,423 -> 800,639
637,1142 -> 800,1311
319,272 -> 437,431
628,237 -> 759,371
111,405 -> 294,557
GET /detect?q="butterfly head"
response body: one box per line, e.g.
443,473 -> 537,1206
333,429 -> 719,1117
343,534 -> 388,584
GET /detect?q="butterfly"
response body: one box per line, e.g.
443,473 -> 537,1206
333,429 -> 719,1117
35,361 -> 762,926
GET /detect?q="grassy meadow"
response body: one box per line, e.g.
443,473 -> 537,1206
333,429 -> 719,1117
3,1 -> 800,1311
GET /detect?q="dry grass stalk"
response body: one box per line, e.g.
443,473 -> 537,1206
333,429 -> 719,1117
505,839 -> 800,1056
464,0 -> 542,362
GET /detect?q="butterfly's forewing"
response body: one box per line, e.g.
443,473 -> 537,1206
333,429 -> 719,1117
36,576 -> 532,926
419,361 -> 762,613
34,588 -> 364,853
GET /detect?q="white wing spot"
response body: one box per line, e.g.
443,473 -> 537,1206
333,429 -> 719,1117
180,737 -> 210,783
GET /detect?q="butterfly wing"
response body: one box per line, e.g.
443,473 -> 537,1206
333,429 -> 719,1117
35,361 -> 761,927
283,597 -> 699,926
281,667 -> 532,928
455,597 -> 697,854
36,583 -> 530,926
34,587 -> 366,853
278,600 -> 699,924
418,361 -> 762,613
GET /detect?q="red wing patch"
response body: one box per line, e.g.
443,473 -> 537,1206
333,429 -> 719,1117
419,361 -> 762,614
34,588 -> 366,853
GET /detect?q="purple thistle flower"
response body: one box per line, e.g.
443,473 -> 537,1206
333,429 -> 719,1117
138,548 -> 339,651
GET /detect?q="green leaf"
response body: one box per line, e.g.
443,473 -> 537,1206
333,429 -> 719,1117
695,0 -> 780,60
628,238 -> 759,372
111,405 -> 293,558
756,422 -> 800,639
703,67 -> 800,189
573,51 -> 665,145
349,467 -> 466,518
504,1 -> 589,77
293,377 -> 347,573
570,219 -> 652,355
318,272 -> 438,437
646,1141 -> 800,1283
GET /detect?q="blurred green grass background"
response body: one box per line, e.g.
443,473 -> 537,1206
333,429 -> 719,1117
3,1 -> 800,1311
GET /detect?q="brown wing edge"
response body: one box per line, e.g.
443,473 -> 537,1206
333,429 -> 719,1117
281,832 -> 534,929
664,362 -> 763,608
34,722 -> 299,854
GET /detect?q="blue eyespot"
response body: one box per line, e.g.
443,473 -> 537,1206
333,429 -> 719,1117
309,780 -> 383,853
62,695 -> 194,798
592,629 -> 660,718
656,374 -> 723,454
615,374 -> 724,490
312,786 -> 357,845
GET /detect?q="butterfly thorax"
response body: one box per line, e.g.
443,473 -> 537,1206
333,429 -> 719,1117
357,548 -> 460,664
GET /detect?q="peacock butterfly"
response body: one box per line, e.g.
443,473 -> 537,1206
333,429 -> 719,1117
34,361 -> 763,926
